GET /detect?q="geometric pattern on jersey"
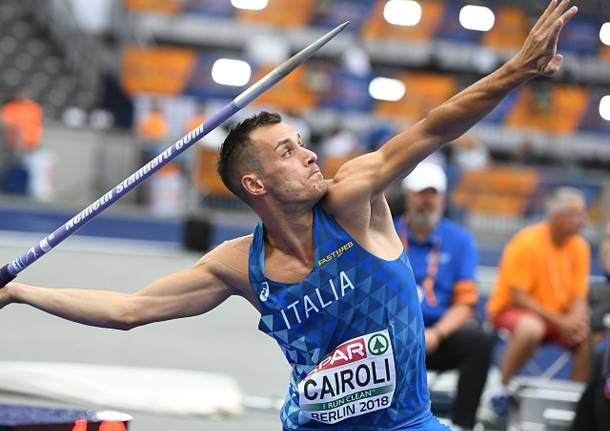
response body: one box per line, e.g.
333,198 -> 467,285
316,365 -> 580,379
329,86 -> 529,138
248,204 -> 432,430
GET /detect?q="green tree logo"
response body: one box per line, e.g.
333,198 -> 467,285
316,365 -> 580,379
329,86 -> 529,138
368,333 -> 389,355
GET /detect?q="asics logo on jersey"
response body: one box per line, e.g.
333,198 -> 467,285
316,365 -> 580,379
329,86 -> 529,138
259,281 -> 270,302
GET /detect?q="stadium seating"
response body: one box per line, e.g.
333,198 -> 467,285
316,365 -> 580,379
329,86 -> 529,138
452,167 -> 539,216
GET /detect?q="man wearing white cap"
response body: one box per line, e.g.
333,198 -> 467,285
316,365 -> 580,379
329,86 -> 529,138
395,162 -> 495,431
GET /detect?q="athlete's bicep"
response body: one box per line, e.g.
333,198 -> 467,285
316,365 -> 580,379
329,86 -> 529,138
197,235 -> 260,308
129,239 -> 254,326
326,152 -> 386,206
328,123 -> 436,205
373,121 -> 443,194
130,262 -> 236,326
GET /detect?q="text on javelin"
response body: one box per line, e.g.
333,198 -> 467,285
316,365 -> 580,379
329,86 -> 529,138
64,124 -> 205,232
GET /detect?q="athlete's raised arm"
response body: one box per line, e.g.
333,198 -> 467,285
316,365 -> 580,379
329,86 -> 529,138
0,239 -> 253,330
330,0 -> 576,203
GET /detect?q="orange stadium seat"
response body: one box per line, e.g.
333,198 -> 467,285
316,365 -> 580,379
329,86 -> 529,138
362,0 -> 443,41
483,6 -> 529,50
124,0 -> 182,14
375,72 -> 456,120
505,85 -> 589,133
452,167 -> 539,216
601,45 -> 610,62
194,148 -> 233,197
251,65 -> 319,111
236,0 -> 315,27
121,47 -> 197,94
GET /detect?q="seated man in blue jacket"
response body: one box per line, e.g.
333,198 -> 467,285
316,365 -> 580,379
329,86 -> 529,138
395,162 -> 495,431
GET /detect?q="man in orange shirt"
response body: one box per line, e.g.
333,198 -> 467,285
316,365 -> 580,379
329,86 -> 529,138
1,88 -> 43,152
487,187 -> 591,414
1,88 -> 44,196
137,98 -> 168,150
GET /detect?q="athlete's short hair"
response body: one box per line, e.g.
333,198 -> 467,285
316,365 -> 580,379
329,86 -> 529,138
217,111 -> 282,202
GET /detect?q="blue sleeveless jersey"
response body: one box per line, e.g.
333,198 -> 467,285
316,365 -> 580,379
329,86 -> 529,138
248,205 -> 433,430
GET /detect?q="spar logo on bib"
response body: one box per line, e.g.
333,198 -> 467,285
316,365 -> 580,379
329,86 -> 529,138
368,333 -> 389,355
298,329 -> 396,424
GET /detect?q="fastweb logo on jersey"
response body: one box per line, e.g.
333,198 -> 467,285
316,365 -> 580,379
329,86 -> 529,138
298,329 -> 396,424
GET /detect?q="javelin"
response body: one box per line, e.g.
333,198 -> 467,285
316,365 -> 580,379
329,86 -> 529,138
0,21 -> 349,288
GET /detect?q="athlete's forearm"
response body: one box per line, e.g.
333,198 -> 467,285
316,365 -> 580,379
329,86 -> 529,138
376,2 -> 575,189
420,59 -> 530,144
372,58 -> 533,194
420,0 -> 577,144
9,282 -> 138,330
6,266 -> 234,330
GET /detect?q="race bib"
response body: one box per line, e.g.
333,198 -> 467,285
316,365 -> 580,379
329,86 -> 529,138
298,329 -> 396,424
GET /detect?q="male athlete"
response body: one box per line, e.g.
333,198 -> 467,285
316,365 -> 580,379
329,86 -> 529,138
1,1 -> 577,429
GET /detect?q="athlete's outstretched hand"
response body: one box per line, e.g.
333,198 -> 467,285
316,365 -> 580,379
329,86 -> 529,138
513,0 -> 577,77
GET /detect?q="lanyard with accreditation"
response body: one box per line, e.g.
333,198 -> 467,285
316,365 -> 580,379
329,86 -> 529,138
398,216 -> 440,306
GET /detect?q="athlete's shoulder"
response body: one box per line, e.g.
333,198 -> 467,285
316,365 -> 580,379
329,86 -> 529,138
221,234 -> 254,253
197,235 -> 252,284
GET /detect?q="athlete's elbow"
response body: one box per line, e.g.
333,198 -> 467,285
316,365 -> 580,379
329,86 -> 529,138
111,298 -> 146,330
424,105 -> 468,143
114,316 -> 139,331
108,313 -> 138,331
85,314 -> 138,331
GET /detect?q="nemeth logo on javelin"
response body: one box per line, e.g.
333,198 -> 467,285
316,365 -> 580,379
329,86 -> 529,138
65,124 -> 208,232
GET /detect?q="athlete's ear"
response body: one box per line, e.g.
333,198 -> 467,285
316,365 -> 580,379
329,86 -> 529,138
242,174 -> 266,197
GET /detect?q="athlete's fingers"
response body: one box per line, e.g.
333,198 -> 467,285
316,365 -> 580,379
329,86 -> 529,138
531,0 -> 559,34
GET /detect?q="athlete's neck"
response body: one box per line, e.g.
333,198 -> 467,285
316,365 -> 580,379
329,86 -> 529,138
260,205 -> 315,264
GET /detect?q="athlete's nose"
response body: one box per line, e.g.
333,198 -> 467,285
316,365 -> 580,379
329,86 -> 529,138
304,147 -> 318,166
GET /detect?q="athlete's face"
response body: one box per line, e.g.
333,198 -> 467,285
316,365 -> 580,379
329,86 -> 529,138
246,122 -> 328,204
406,188 -> 444,228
